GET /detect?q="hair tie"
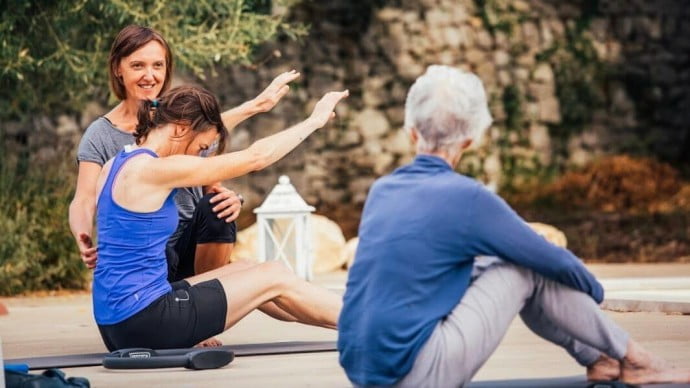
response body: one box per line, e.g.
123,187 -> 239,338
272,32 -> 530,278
151,99 -> 159,108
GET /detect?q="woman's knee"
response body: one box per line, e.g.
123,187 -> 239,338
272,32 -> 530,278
473,262 -> 536,300
258,261 -> 298,289
227,259 -> 256,270
195,193 -> 216,215
484,262 -> 533,282
193,194 -> 237,245
260,260 -> 294,276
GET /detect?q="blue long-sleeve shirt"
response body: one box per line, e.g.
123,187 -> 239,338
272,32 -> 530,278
337,155 -> 603,386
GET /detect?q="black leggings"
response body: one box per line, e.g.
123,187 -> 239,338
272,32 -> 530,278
166,193 -> 237,282
97,279 -> 227,351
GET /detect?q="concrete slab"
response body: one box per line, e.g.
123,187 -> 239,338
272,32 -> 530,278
596,267 -> 690,313
604,289 -> 690,314
607,289 -> 690,302
601,277 -> 690,291
1,264 -> 689,387
1,295 -> 689,387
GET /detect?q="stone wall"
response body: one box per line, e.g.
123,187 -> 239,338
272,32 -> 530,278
587,0 -> 690,163
13,0 -> 689,235
205,0 -> 689,227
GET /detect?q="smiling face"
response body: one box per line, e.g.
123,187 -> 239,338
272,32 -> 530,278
116,40 -> 167,102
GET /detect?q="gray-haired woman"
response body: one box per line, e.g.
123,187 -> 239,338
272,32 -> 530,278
338,65 -> 690,386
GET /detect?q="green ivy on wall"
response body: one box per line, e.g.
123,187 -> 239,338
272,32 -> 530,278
475,0 -> 607,191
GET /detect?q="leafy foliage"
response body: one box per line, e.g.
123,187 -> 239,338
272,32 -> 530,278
475,0 -> 526,35
514,155 -> 685,214
0,145 -> 83,295
536,12 -> 607,142
0,0 -> 307,122
506,155 -> 690,263
0,0 -> 307,294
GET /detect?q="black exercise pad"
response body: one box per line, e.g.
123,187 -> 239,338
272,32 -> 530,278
468,375 -> 690,388
103,348 -> 235,370
7,340 -> 336,370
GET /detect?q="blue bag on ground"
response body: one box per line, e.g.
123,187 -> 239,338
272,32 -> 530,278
4,367 -> 90,388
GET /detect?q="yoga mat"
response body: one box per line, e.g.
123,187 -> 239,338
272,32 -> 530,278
469,375 -> 601,388
468,375 -> 689,388
7,340 -> 337,370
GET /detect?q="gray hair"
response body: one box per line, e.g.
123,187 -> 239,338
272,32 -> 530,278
404,65 -> 493,154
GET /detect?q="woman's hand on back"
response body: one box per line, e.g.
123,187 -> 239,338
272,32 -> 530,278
308,90 -> 349,128
78,232 -> 98,269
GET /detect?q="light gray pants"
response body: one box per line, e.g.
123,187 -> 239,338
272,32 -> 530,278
393,261 -> 630,388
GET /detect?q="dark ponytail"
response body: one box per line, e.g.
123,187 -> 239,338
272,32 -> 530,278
134,99 -> 159,145
133,86 -> 228,153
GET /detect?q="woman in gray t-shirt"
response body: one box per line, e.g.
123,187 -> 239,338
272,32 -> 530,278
70,25 -> 299,293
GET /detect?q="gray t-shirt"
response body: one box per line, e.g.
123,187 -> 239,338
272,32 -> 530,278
77,117 -> 202,243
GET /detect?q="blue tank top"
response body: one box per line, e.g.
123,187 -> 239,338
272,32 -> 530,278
93,148 -> 177,325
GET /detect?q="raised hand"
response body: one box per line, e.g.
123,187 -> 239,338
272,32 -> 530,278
309,90 -> 349,128
253,70 -> 301,113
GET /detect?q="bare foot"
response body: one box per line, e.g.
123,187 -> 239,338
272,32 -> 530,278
587,354 -> 620,381
195,337 -> 223,348
620,340 -> 690,384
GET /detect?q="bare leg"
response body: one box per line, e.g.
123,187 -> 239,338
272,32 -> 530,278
190,193 -> 238,276
202,259 -> 299,321
194,242 -> 234,274
191,258 -> 298,348
621,340 -> 690,384
186,261 -> 340,330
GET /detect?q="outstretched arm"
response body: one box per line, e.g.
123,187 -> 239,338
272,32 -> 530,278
468,186 -> 604,303
220,70 -> 300,131
142,90 -> 349,190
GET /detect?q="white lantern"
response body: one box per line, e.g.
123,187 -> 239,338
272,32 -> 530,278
254,175 -> 315,280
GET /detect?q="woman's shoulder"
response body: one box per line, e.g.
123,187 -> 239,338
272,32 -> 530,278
439,171 -> 484,191
83,116 -> 133,141
84,116 -> 108,129
83,116 -> 120,136
78,116 -> 134,164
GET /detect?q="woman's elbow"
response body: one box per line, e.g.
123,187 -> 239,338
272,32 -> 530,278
69,195 -> 96,215
246,143 -> 272,171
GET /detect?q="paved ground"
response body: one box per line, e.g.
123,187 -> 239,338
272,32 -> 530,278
1,264 -> 689,387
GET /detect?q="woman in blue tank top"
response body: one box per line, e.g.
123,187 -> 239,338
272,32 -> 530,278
95,85 -> 348,351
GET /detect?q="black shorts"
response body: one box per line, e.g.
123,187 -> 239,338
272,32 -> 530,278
97,279 -> 227,351
167,193 -> 237,282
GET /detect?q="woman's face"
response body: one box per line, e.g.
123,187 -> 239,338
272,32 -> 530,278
117,40 -> 167,102
174,127 -> 220,157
